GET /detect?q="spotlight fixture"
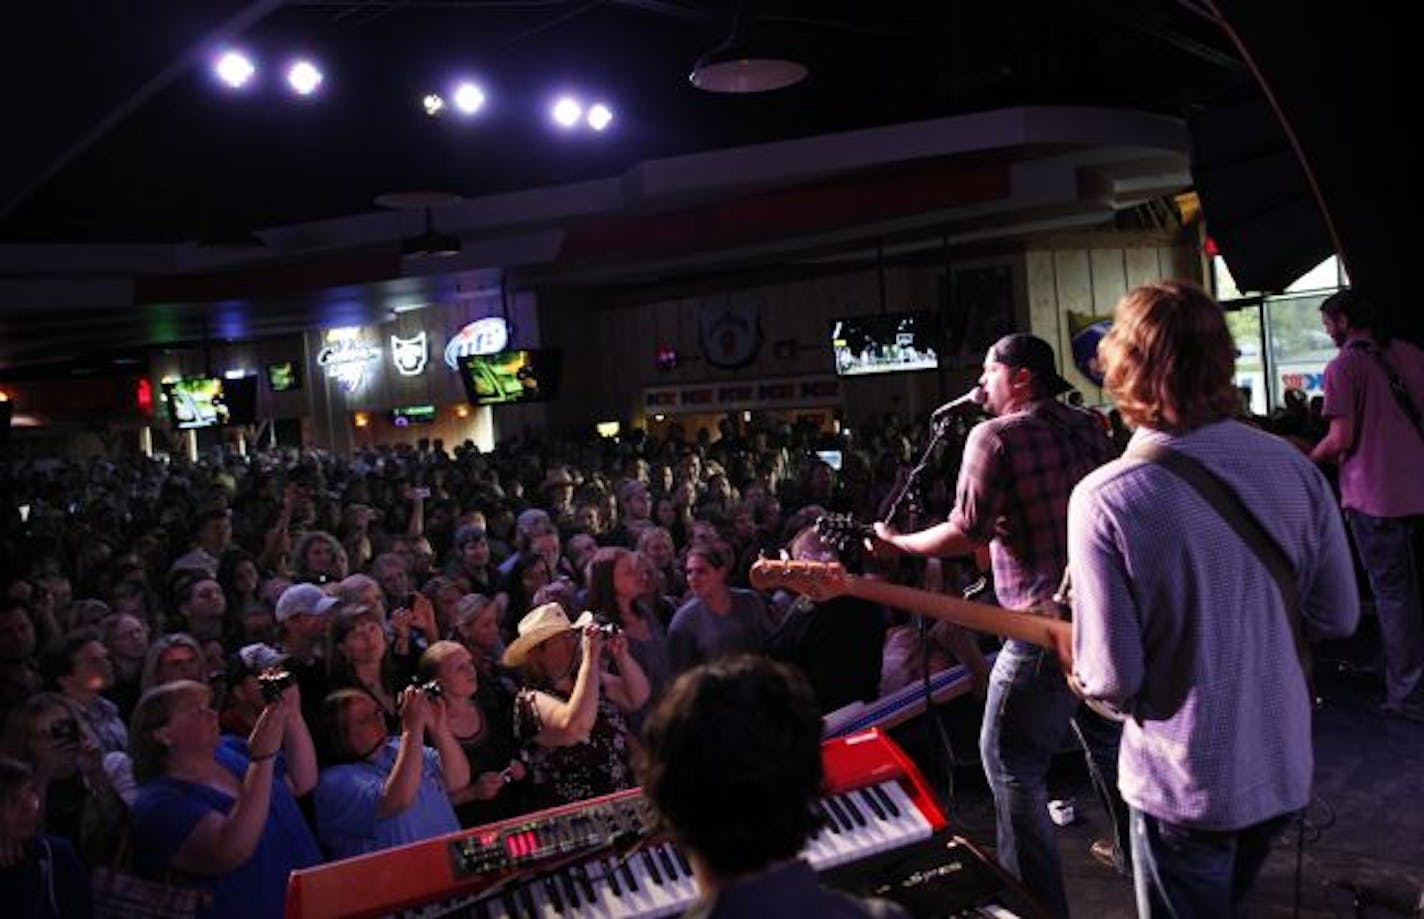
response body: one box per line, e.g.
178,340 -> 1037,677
551,96 -> 582,128
453,81 -> 486,115
689,8 -> 806,93
586,103 -> 613,131
423,93 -> 445,117
286,59 -> 323,96
214,50 -> 256,89
401,207 -> 461,258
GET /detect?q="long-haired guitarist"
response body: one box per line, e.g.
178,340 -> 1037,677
869,332 -> 1128,917
1066,281 -> 1359,916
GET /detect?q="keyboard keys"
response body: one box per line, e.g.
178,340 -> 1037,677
393,779 -> 933,919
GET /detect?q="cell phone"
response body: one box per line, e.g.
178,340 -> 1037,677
18,504 -> 29,523
413,486 -> 431,499
816,449 -> 843,471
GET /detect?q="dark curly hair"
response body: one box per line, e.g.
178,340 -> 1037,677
638,655 -> 823,877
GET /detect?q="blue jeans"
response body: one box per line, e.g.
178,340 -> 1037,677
1130,807 -> 1294,918
980,641 -> 1129,918
1346,510 -> 1424,706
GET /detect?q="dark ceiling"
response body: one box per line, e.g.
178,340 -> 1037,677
0,1 -> 1245,245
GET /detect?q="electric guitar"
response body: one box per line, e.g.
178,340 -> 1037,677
751,558 -> 1130,722
750,558 -> 1071,655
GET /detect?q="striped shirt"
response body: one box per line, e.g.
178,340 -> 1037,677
1068,420 -> 1359,829
949,399 -> 1115,611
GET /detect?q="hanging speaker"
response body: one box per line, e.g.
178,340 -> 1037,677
1188,96 -> 1332,294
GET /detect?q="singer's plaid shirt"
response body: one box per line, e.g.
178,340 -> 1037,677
948,399 -> 1115,611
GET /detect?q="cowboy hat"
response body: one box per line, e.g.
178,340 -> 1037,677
539,467 -> 575,491
502,603 -> 595,667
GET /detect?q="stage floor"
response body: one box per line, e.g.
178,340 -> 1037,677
893,631 -> 1424,917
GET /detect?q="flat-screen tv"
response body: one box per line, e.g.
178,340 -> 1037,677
457,349 -> 563,405
830,311 -> 941,377
266,360 -> 301,392
391,404 -> 437,426
162,377 -> 229,429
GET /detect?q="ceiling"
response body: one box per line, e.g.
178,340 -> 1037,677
0,1 -> 1251,377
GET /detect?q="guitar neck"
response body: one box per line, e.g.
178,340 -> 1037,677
843,577 -> 1070,651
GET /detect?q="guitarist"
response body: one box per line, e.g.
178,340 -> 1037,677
870,333 -> 1127,918
1067,282 -> 1359,916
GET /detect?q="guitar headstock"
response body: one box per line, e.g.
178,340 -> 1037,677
814,514 -> 872,556
749,558 -> 851,601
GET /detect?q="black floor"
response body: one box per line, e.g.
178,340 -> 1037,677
890,648 -> 1424,918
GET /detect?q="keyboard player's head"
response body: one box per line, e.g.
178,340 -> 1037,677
639,655 -> 843,907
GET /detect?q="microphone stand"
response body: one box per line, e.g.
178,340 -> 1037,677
879,413 -> 967,807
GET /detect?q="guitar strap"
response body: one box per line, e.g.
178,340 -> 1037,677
1348,339 -> 1424,441
1128,441 -> 1312,681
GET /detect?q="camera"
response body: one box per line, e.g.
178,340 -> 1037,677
416,679 -> 444,701
257,668 -> 296,703
590,620 -> 622,639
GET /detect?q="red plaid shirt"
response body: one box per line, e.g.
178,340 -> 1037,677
949,400 -> 1115,610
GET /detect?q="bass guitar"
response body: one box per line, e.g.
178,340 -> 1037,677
751,558 -> 1127,722
750,558 -> 1070,656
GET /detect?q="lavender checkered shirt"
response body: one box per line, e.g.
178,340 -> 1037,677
1069,421 -> 1359,829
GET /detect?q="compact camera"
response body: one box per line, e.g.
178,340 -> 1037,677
590,621 -> 622,639
416,679 -> 444,701
257,668 -> 296,703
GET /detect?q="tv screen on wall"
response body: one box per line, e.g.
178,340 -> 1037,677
266,360 -> 302,392
162,377 -> 229,430
456,350 -> 563,405
829,312 -> 941,377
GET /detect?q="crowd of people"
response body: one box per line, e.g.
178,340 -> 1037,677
0,280 -> 1391,918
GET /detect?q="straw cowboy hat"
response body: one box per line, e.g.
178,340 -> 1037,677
502,603 -> 595,667
539,467 -> 575,492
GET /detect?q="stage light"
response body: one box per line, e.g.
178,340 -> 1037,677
551,96 -> 582,128
453,82 -> 486,115
586,103 -> 613,131
286,59 -> 323,97
214,50 -> 256,89
423,93 -> 445,117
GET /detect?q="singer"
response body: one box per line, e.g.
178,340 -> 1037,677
869,332 -> 1126,918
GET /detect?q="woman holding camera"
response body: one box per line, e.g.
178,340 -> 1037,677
127,678 -> 321,919
314,684 -> 467,859
417,641 -> 529,825
584,547 -> 669,731
505,603 -> 649,807
0,693 -> 126,864
326,604 -> 412,733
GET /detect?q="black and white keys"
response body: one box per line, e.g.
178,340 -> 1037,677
423,780 -> 933,919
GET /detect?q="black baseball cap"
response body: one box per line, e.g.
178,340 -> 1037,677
989,333 -> 1074,396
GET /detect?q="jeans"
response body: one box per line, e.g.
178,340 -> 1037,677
980,641 -> 1129,917
1346,510 -> 1424,706
1130,807 -> 1294,918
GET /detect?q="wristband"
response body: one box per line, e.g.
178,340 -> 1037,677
250,751 -> 279,763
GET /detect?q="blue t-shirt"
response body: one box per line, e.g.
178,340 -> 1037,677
668,588 -> 770,674
130,738 -> 323,919
314,737 -> 459,860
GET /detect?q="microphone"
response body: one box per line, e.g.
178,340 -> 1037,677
931,386 -> 986,420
